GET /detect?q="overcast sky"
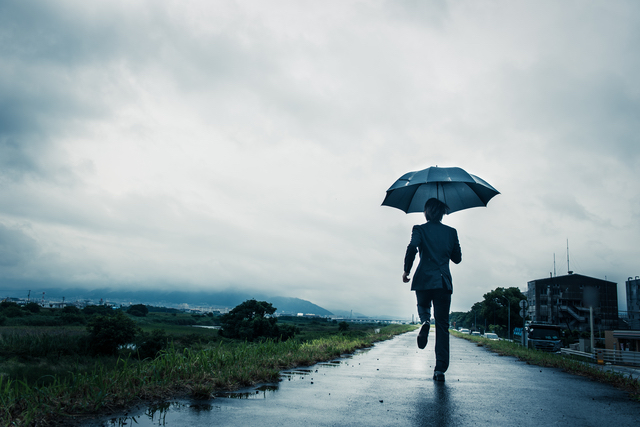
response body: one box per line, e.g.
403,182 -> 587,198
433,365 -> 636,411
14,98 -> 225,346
1,0 -> 639,317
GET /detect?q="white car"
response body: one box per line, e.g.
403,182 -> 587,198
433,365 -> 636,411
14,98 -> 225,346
459,328 -> 470,334
485,333 -> 500,340
471,331 -> 481,336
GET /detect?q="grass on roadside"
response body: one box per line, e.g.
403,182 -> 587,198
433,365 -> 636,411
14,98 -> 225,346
450,330 -> 640,401
1,324 -> 414,426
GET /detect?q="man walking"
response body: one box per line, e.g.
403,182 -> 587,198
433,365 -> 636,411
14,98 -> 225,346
402,198 -> 462,382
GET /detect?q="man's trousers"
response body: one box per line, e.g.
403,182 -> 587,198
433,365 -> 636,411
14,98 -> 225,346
415,289 -> 451,373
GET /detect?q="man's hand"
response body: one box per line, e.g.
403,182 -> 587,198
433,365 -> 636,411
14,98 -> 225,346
402,272 -> 410,283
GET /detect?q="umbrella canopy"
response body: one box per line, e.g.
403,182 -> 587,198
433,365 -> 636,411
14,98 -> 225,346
382,166 -> 499,214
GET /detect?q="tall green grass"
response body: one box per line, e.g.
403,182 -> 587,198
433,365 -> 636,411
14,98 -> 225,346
0,329 -> 90,358
0,324 -> 414,426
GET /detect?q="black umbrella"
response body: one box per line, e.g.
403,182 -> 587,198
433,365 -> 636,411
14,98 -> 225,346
382,166 -> 499,214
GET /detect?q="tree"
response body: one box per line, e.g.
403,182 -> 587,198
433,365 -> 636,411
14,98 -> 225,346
338,321 -> 349,332
450,286 -> 527,335
0,301 -> 23,318
127,304 -> 149,317
219,299 -> 297,341
87,311 -> 139,355
62,305 -> 81,314
449,312 -> 467,329
479,287 -> 526,338
3,306 -> 23,318
83,305 -> 113,316
61,305 -> 86,325
0,301 -> 18,309
136,329 -> 168,359
24,302 -> 41,313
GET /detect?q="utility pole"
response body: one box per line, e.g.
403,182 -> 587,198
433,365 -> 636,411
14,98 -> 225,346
519,300 -> 529,346
590,306 -> 594,353
501,295 -> 511,341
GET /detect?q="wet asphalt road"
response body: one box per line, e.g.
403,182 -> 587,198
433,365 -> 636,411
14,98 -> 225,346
88,330 -> 639,426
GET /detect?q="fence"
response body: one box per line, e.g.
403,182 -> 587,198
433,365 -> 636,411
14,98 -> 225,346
560,348 -> 595,362
561,348 -> 640,367
595,349 -> 640,367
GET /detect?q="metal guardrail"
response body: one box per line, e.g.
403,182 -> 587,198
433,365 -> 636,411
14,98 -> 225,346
594,349 -> 640,367
561,348 -> 640,367
560,348 -> 595,361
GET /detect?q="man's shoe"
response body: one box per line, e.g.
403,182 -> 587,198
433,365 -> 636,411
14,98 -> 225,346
417,322 -> 430,349
433,371 -> 445,382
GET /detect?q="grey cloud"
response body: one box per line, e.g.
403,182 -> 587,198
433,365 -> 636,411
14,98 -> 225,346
505,66 -> 640,161
1,1 -> 639,317
383,0 -> 450,27
0,2 -> 119,182
541,193 -> 604,223
0,223 -> 38,267
491,4 -> 640,166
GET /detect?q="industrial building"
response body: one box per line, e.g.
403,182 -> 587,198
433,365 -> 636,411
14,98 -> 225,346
625,276 -> 640,330
527,272 -> 618,332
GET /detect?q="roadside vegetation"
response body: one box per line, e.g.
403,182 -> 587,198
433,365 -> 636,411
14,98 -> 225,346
0,299 -> 414,426
449,286 -> 527,338
451,330 -> 640,401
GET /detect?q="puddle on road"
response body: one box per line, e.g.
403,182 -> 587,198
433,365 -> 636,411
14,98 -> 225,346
215,384 -> 280,399
87,355 -> 365,426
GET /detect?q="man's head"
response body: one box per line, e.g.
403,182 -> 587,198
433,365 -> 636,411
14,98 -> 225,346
424,198 -> 448,222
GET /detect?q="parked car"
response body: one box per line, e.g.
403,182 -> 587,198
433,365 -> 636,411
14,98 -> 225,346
485,333 -> 500,340
459,328 -> 470,334
471,331 -> 481,336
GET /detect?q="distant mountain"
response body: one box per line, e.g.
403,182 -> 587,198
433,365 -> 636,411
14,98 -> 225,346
269,296 -> 333,316
24,287 -> 333,316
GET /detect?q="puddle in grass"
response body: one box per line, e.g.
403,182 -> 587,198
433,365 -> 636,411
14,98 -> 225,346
84,358 -> 354,427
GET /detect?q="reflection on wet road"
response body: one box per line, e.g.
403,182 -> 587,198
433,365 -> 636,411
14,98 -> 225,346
85,332 -> 639,426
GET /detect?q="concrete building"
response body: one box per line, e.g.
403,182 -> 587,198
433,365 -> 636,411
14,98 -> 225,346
625,276 -> 640,330
527,272 -> 618,332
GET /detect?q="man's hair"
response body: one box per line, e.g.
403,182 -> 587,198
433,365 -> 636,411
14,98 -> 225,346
424,198 -> 448,222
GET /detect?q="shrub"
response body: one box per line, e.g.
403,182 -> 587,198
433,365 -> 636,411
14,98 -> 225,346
128,309 -> 146,317
82,305 -> 113,317
23,302 -> 41,313
219,299 -> 297,342
61,312 -> 86,325
0,301 -> 19,309
277,323 -> 300,340
3,306 -> 24,318
127,304 -> 149,317
62,306 -> 81,314
87,311 -> 139,355
136,329 -> 168,359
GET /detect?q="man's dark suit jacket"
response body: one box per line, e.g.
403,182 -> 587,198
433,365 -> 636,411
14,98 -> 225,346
404,221 -> 462,292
